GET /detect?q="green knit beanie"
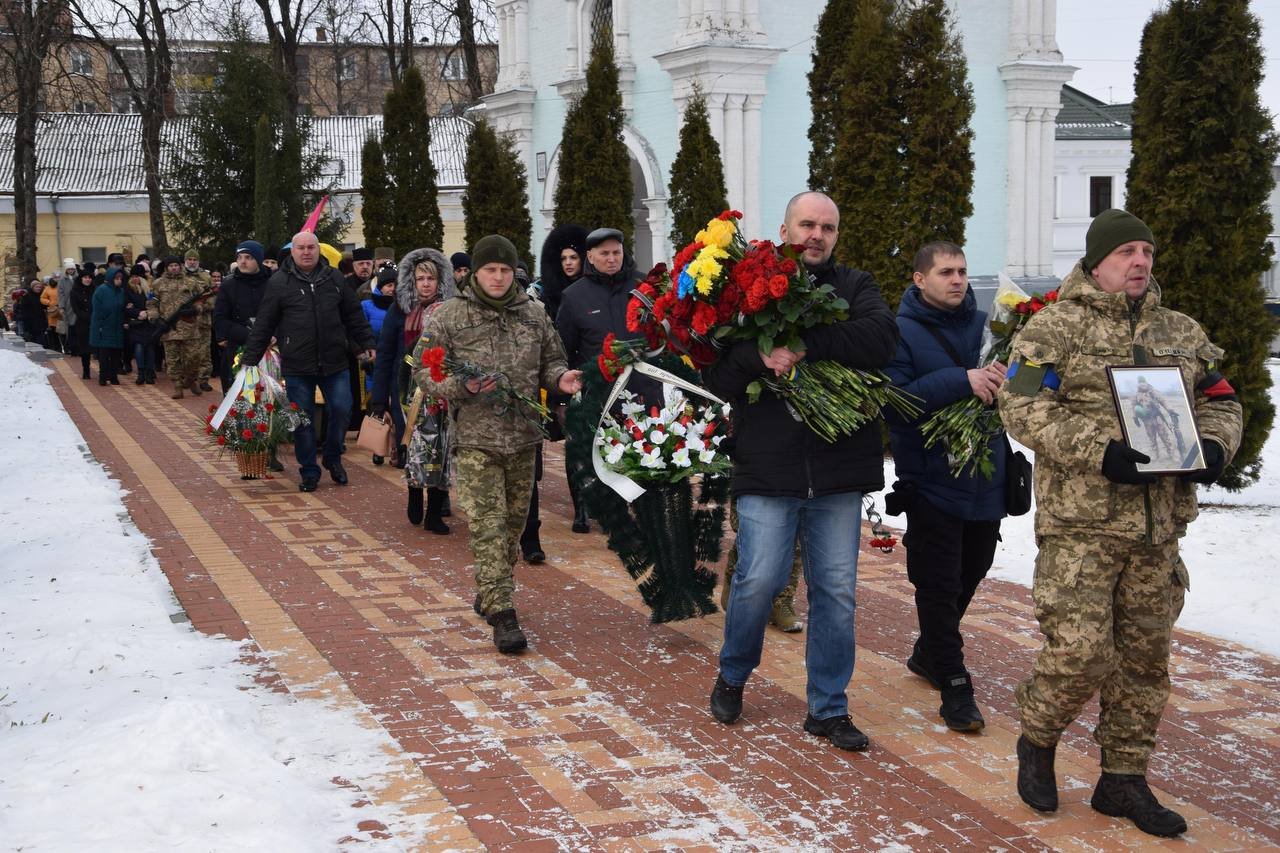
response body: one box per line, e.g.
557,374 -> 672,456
1084,209 -> 1156,271
470,234 -> 519,272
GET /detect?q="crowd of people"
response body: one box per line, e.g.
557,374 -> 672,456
9,199 -> 1241,840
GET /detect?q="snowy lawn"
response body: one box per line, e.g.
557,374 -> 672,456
879,360 -> 1280,658
0,348 -> 418,850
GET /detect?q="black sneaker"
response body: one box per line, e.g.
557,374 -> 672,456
906,638 -> 943,690
325,462 -> 348,485
267,456 -> 285,472
1016,734 -> 1058,812
1090,772 -> 1187,837
709,674 -> 744,724
372,454 -> 384,466
803,713 -> 869,751
939,674 -> 985,732
487,609 -> 528,654
523,548 -> 546,565
299,478 -> 318,493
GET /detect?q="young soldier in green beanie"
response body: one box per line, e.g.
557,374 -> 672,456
411,235 -> 583,653
998,209 -> 1242,837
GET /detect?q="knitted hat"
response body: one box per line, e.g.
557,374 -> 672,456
162,255 -> 182,269
352,247 -> 373,262
373,246 -> 396,263
470,235 -> 519,270
130,263 -> 149,278
586,227 -> 624,250
234,239 -> 265,266
450,252 -> 471,270
376,266 -> 398,287
184,248 -> 200,261
62,257 -> 76,270
107,252 -> 125,265
1084,209 -> 1156,271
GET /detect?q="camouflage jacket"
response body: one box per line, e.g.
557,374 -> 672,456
411,284 -> 569,454
997,263 -> 1242,546
153,271 -> 212,342
186,269 -> 214,332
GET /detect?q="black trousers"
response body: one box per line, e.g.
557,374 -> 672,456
97,347 -> 121,383
903,495 -> 1001,680
521,443 -> 543,552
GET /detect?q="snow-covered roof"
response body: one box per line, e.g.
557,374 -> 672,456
0,112 -> 471,196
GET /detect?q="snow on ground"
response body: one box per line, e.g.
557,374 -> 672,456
0,348 -> 419,851
877,360 -> 1280,658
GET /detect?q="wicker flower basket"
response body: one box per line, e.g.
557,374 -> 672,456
233,450 -> 269,480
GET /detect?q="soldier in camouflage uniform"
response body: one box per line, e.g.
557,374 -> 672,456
153,256 -> 213,399
998,210 -> 1242,838
183,250 -> 215,392
412,235 -> 583,654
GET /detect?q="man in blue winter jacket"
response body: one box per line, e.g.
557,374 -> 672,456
884,241 -> 1007,732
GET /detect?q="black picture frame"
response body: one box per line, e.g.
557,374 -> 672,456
1107,365 -> 1206,474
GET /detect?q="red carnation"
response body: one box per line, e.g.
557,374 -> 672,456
217,435 -> 227,445
598,353 -> 616,382
625,298 -> 645,332
429,365 -> 446,383
241,429 -> 253,440
256,422 -> 268,433
691,302 -> 717,336
768,275 -> 789,299
207,404 -> 217,414
204,425 -> 213,434
602,332 -> 617,355
289,402 -> 299,410
716,210 -> 743,220
265,402 -> 274,413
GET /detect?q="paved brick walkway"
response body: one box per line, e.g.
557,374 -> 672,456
42,353 -> 1280,851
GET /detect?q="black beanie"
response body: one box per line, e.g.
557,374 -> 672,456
450,251 -> 471,269
470,235 -> 519,271
1084,209 -> 1156,271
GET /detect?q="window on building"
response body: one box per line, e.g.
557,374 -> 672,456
440,53 -> 464,81
377,56 -> 390,82
111,92 -> 135,113
74,100 -> 98,113
340,54 -> 358,81
1089,176 -> 1114,218
591,0 -> 613,46
81,247 -> 107,265
70,48 -> 92,76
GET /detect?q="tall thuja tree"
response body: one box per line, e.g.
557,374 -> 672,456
1126,0 -> 1277,489
382,67 -> 444,254
553,27 -> 634,247
892,0 -> 974,307
828,0 -> 903,296
360,134 -> 392,250
807,0 -> 857,192
462,119 -> 533,267
253,114 -> 283,250
667,91 -> 729,249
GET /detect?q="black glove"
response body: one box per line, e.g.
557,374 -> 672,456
1101,439 -> 1158,485
1183,439 -> 1226,485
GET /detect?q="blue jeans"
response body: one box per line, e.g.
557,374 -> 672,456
719,491 -> 863,720
133,342 -> 155,376
284,370 -> 353,481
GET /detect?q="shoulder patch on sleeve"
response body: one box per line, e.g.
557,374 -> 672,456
1008,361 -> 1049,396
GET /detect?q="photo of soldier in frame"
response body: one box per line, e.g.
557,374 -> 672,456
1107,365 -> 1206,474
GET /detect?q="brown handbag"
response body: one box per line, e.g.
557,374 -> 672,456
357,413 -> 394,456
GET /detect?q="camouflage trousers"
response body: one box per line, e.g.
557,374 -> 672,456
455,446 -> 536,616
199,330 -> 213,380
1018,534 -> 1187,775
165,338 -> 204,387
721,497 -> 802,611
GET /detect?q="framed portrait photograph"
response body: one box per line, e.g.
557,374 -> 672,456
1107,365 -> 1206,474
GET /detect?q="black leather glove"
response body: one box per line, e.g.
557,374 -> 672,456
1183,439 -> 1226,485
1101,439 -> 1158,485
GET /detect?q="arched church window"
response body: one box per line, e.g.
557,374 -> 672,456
590,0 -> 613,47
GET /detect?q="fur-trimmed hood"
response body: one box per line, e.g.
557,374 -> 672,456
396,247 -> 455,313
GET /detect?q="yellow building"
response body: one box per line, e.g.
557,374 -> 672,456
1,113 -> 472,280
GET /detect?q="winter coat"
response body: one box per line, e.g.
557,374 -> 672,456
41,282 -> 62,330
411,284 -> 569,455
556,254 -> 660,403
361,292 -> 392,342
152,271 -> 210,342
124,284 -> 158,347
241,257 -> 376,378
885,285 -> 1005,521
19,288 -> 47,338
58,274 -> 76,328
371,248 -> 455,409
704,259 -> 899,499
536,223 -> 589,320
89,281 -> 127,349
998,263 -> 1243,547
345,272 -> 375,300
213,267 -> 272,350
70,282 -> 95,352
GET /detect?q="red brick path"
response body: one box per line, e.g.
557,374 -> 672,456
47,357 -> 1280,851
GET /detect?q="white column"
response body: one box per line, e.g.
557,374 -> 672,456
1009,0 -> 1029,56
513,0 -> 531,85
724,93 -> 746,215
1005,106 -> 1028,278
742,94 -> 764,236
742,0 -> 762,35
565,0 -> 579,76
645,197 -> 669,268
1024,107 -> 1042,276
614,0 -> 632,64
689,0 -> 705,32
706,92 -> 727,157
677,0 -> 690,32
1038,108 -> 1057,275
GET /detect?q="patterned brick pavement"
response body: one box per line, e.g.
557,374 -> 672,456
43,354 -> 1280,851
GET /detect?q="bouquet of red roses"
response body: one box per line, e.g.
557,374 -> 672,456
628,211 -> 920,442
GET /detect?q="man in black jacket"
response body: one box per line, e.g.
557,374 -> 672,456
214,240 -> 272,387
556,227 -> 657,532
241,231 -> 377,492
704,191 -> 898,752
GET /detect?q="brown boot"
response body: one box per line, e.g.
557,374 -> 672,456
487,609 -> 527,654
769,556 -> 805,633
188,380 -> 203,397
171,386 -> 184,400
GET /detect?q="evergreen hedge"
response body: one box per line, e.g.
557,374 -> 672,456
360,135 -> 391,250
463,118 -> 533,267
382,67 -> 444,255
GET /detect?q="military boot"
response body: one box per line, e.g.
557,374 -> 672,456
1016,734 -> 1058,812
769,558 -> 805,633
487,609 -> 527,654
1090,772 -> 1187,837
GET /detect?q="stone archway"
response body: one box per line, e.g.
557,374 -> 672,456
539,124 -> 667,270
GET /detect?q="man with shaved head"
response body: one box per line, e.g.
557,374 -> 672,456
241,230 -> 377,492
704,191 -> 898,752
